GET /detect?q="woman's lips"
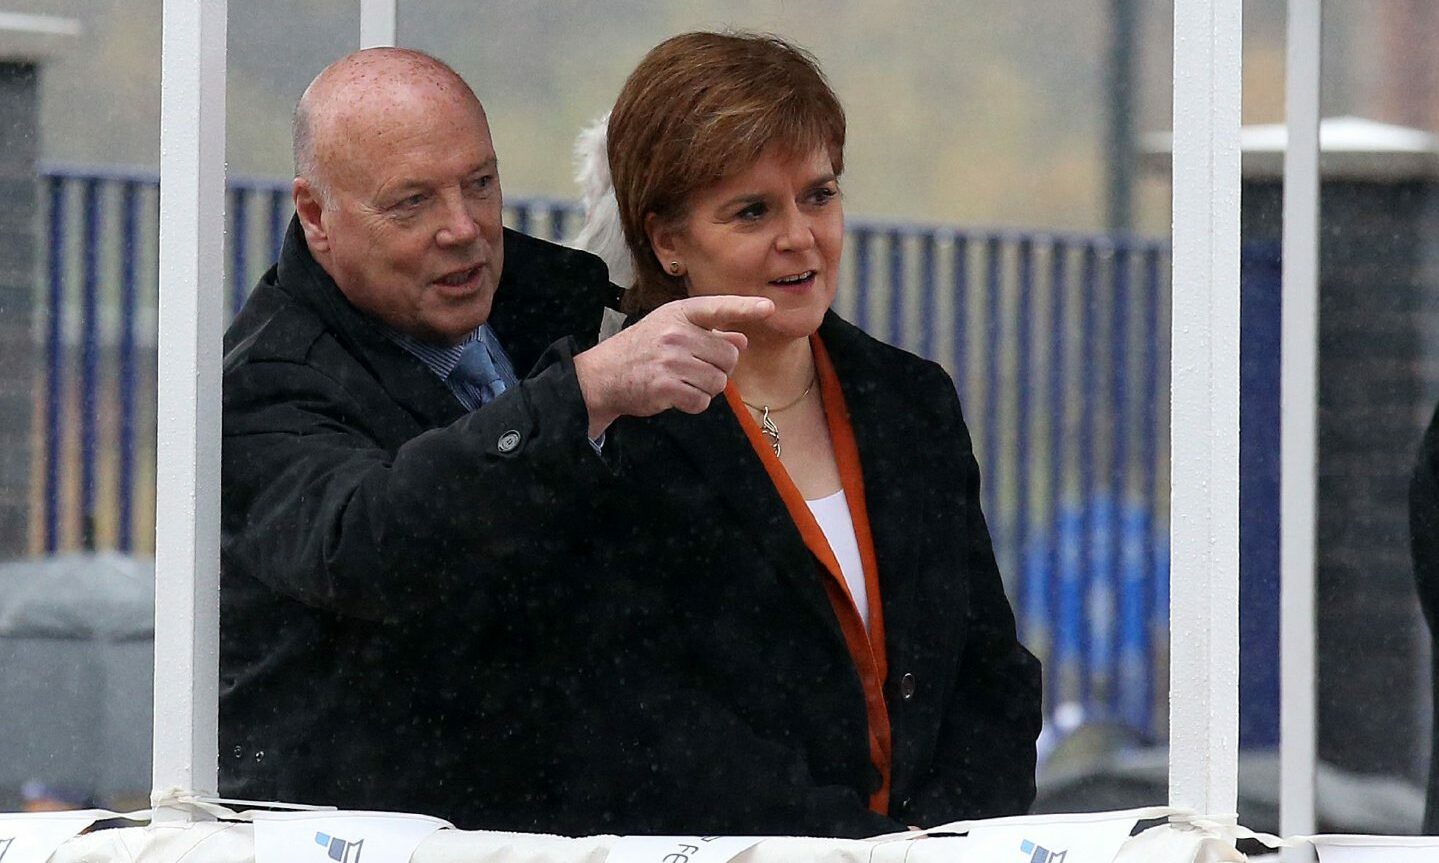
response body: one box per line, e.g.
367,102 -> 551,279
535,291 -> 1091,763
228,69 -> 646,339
769,270 -> 817,291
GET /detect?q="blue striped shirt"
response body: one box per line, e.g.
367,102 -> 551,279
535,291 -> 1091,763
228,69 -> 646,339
384,322 -> 605,452
384,324 -> 517,412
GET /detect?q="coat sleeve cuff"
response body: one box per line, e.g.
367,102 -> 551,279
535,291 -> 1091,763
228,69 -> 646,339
455,336 -> 619,473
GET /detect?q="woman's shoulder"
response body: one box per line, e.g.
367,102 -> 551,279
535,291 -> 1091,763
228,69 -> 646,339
818,312 -> 961,408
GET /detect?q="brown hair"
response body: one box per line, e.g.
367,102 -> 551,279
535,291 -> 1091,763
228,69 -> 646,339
607,31 -> 846,313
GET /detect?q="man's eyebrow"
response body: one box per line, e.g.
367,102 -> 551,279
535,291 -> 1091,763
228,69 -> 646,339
374,181 -> 431,209
384,181 -> 429,195
378,156 -> 499,202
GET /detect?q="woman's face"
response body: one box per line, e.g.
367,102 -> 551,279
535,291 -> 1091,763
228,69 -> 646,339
650,146 -> 843,342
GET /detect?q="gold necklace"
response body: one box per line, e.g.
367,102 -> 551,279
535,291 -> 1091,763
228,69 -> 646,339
740,373 -> 817,458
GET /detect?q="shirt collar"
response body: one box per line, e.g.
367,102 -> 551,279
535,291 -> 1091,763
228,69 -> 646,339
382,324 -> 485,381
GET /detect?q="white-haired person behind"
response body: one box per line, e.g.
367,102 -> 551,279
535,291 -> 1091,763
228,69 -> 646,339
559,31 -> 1043,837
569,110 -> 634,290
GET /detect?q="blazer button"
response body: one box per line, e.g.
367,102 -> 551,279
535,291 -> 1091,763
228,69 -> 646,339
497,430 -> 522,453
900,672 -> 917,700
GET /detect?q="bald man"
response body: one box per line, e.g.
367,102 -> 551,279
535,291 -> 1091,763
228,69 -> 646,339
219,49 -> 770,826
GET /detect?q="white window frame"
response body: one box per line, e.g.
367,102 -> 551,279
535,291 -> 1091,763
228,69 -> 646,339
1279,2 -> 1321,860
359,0 -> 397,49
152,0 -> 398,821
153,0 -> 226,821
1167,0 -> 1242,819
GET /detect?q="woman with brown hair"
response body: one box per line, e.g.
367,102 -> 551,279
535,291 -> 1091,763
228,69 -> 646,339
568,31 -> 1041,837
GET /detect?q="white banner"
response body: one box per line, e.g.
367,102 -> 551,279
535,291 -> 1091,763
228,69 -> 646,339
253,810 -> 450,863
1313,836 -> 1439,863
950,811 -> 1144,863
0,811 -> 101,863
607,835 -> 771,863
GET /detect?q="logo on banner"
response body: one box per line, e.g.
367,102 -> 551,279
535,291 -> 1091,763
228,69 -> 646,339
1020,838 -> 1067,863
315,831 -> 364,863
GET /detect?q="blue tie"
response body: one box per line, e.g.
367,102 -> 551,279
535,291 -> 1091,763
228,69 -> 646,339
449,339 -> 508,405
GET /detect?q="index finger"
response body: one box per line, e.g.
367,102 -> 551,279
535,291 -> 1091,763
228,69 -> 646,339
675,294 -> 775,330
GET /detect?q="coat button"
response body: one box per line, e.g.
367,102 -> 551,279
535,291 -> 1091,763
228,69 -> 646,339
900,672 -> 917,700
901,796 -> 914,812
497,430 -> 521,453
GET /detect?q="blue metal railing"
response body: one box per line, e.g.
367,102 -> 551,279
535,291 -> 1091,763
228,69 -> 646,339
34,164 -> 1172,738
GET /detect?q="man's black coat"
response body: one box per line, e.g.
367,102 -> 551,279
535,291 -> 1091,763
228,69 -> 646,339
219,218 -> 612,827
1412,403 -> 1439,833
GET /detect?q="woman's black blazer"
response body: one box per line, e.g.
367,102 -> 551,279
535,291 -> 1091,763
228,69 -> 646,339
559,311 -> 1043,838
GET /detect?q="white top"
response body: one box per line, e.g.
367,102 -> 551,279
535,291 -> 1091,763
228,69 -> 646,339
805,489 -> 868,631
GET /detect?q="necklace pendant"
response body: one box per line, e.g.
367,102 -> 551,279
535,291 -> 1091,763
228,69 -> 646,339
759,407 -> 781,458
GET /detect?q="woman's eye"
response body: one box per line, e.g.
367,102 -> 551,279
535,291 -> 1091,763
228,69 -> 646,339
468,175 -> 493,192
736,202 -> 766,221
809,186 -> 839,205
395,193 -> 426,210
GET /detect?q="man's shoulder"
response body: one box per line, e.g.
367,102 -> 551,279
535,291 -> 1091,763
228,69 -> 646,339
223,273 -> 329,372
502,228 -> 612,288
490,229 -> 619,364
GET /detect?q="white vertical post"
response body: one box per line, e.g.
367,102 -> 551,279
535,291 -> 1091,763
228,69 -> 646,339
153,0 -> 226,820
359,0 -> 397,48
1280,1 -> 1321,859
1169,0 -> 1243,819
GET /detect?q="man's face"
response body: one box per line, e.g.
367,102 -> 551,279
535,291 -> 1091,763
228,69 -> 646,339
301,92 -> 505,344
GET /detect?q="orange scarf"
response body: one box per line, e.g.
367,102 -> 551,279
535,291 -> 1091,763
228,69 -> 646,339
723,334 -> 892,814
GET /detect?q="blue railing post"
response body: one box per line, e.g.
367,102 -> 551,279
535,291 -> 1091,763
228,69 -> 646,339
983,236 -> 1003,541
917,234 -> 936,361
887,229 -> 906,348
1045,241 -> 1069,710
1140,244 -> 1163,734
1078,244 -> 1100,709
44,176 -> 65,553
1014,238 -> 1035,627
549,203 -> 570,242
951,234 -> 969,394
1112,246 -> 1152,730
852,228 -> 872,333
511,202 -> 531,238
119,182 -> 139,553
1108,247 -> 1132,715
231,189 -> 249,316
268,189 -> 286,263
80,178 -> 101,551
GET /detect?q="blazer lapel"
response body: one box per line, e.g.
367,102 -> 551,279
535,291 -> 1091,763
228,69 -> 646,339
818,316 -> 929,676
310,288 -> 467,428
645,402 -> 849,639
360,336 -> 470,427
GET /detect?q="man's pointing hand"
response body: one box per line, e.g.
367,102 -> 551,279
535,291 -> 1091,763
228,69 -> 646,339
574,295 -> 775,438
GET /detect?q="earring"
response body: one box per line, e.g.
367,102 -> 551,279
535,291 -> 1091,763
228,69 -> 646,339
669,261 -> 683,275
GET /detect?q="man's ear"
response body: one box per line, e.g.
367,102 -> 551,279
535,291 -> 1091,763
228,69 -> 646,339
644,212 -> 682,273
293,178 -> 331,255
